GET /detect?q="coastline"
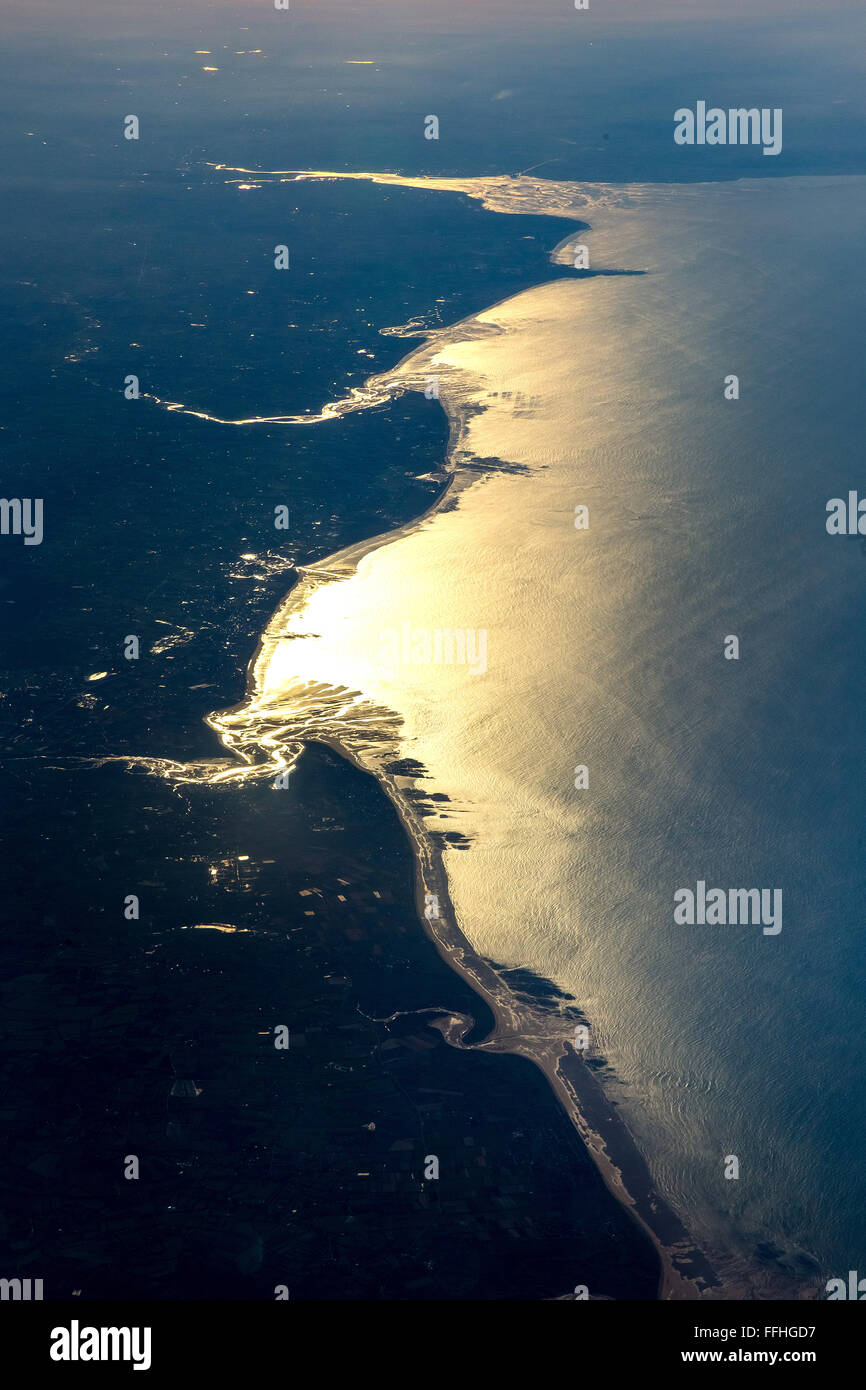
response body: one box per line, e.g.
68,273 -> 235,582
5,0 -> 865,1308
191,250 -> 723,1299
155,169 -> 854,1299
319,725 -> 720,1300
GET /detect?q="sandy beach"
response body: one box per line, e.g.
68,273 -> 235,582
146,168 -> 866,1297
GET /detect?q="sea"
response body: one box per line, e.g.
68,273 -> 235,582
2,0 -> 866,1299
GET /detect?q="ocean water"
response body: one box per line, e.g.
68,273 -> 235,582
0,165 -> 665,1299
204,171 -> 866,1289
4,0 -> 866,1301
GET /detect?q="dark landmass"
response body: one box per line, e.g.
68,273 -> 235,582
0,745 -> 660,1300
0,172 -> 661,1299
